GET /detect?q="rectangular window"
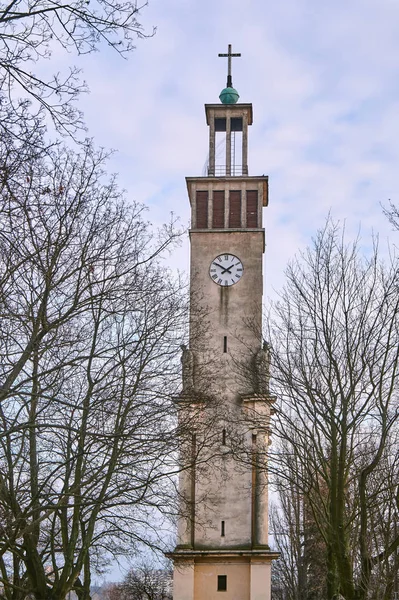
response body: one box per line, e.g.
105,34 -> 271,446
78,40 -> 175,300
217,575 -> 227,591
223,336 -> 227,353
213,191 -> 225,228
246,190 -> 258,228
229,190 -> 241,228
221,520 -> 225,536
196,191 -> 208,229
222,429 -> 226,445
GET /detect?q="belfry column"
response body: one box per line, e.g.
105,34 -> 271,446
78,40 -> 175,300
226,117 -> 231,176
209,118 -> 216,176
242,110 -> 249,175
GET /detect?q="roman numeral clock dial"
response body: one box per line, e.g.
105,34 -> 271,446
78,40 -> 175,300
209,253 -> 244,287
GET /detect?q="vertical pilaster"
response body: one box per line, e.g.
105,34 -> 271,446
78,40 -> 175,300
191,182 -> 197,229
242,186 -> 247,228
257,187 -> 263,228
173,560 -> 195,600
224,189 -> 229,228
255,432 -> 269,547
208,191 -> 213,228
250,561 -> 272,600
251,432 -> 257,546
176,432 -> 195,548
190,433 -> 196,548
176,469 -> 191,547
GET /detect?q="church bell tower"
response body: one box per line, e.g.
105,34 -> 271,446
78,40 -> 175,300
170,46 -> 278,600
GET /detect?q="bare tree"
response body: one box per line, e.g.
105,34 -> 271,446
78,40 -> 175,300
270,457 -> 327,600
0,0 -> 152,134
267,220 -> 399,600
383,201 -> 399,232
0,131 -> 187,600
110,561 -> 173,600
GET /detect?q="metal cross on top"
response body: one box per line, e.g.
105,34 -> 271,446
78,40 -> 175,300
218,44 -> 241,88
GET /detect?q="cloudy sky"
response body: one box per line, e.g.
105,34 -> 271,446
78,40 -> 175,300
74,0 -> 399,303
57,0 -> 399,580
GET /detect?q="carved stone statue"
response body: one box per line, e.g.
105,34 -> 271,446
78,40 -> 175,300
181,344 -> 195,392
254,341 -> 270,394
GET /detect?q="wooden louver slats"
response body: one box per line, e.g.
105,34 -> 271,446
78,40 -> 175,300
212,191 -> 225,228
196,191 -> 208,229
246,190 -> 258,228
229,191 -> 241,228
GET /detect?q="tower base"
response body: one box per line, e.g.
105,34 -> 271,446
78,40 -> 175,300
168,549 -> 280,600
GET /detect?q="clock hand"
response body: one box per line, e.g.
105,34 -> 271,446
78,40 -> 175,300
221,264 -> 235,274
213,262 -> 232,274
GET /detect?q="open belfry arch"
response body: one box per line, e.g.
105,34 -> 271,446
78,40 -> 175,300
169,46 -> 279,600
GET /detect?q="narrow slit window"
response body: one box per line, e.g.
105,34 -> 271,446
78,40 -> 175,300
222,429 -> 226,445
223,336 -> 227,353
221,520 -> 225,537
217,575 -> 227,591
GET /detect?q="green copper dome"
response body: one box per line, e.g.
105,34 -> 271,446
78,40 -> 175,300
219,86 -> 239,104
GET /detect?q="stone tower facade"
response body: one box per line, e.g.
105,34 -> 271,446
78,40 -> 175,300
170,53 -> 278,600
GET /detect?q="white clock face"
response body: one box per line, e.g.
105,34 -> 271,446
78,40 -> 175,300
209,253 -> 244,287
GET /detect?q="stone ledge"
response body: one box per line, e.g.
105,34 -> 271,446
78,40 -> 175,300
166,548 -> 280,561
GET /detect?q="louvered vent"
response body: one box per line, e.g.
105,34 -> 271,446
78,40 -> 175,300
229,191 -> 241,228
212,191 -> 225,228
196,191 -> 208,229
246,190 -> 258,228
